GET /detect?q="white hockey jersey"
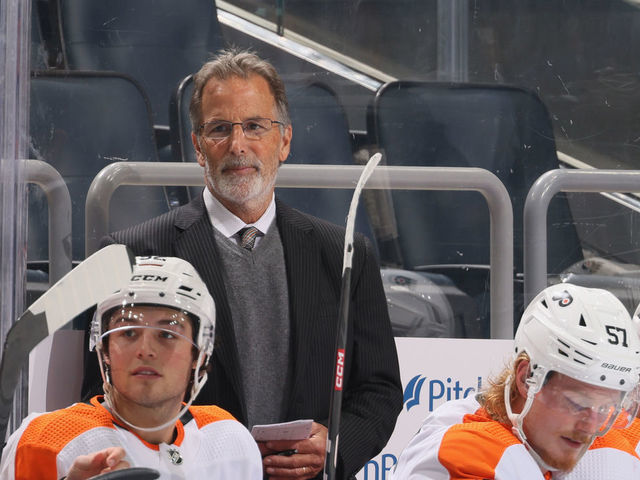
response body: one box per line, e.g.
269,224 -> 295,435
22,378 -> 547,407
0,396 -> 263,480
391,396 -> 640,480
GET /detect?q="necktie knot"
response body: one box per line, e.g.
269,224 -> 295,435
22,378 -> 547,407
238,226 -> 259,250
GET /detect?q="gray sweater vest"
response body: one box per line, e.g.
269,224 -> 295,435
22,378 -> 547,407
213,223 -> 290,428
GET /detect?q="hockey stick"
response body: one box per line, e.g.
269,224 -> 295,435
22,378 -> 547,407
0,244 -> 135,442
324,153 -> 381,480
91,467 -> 160,479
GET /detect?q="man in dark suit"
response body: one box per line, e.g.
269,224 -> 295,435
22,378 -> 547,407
100,49 -> 402,479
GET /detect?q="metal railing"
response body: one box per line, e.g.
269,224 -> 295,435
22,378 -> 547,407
85,162 -> 514,338
24,160 -> 72,284
523,168 -> 640,304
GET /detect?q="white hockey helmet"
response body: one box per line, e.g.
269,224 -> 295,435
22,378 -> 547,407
91,255 -> 215,360
90,255 -> 215,432
515,283 -> 640,394
633,302 -> 640,334
505,283 -> 640,472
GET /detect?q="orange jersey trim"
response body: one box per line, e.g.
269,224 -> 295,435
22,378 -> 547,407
12,397 -> 238,479
190,405 -> 236,428
88,397 -> 186,450
128,404 -> 236,449
618,417 -> 640,455
437,411 -> 521,479
134,404 -> 237,448
15,400 -> 117,479
591,427 -> 638,457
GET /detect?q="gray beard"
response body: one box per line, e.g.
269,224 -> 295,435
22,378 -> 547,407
204,155 -> 276,207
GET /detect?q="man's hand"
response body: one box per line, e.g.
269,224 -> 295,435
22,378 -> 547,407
260,422 -> 327,479
66,447 -> 130,480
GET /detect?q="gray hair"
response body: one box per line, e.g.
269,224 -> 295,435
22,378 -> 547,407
189,48 -> 290,132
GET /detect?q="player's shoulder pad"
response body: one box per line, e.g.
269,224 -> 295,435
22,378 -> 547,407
17,402 -> 114,450
189,405 -> 237,428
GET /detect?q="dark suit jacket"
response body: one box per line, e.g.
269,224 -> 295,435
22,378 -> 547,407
99,195 -> 402,478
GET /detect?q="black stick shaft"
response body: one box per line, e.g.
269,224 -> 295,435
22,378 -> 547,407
324,264 -> 352,480
322,153 -> 380,479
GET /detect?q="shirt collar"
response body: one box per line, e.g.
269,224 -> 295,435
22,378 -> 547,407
202,188 -> 276,238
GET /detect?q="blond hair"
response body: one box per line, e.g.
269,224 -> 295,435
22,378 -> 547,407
479,351 -> 530,424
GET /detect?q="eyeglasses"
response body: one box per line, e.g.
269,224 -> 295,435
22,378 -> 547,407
198,118 -> 284,141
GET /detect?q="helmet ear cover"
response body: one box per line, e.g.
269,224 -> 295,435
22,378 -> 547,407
515,360 -> 555,397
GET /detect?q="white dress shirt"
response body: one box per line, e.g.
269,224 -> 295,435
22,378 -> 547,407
202,188 -> 276,248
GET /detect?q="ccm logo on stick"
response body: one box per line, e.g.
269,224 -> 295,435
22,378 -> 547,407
335,349 -> 345,390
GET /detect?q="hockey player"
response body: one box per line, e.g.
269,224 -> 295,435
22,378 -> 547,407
391,283 -> 640,479
616,302 -> 640,461
0,256 -> 262,479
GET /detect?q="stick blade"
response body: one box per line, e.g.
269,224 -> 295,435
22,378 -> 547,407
0,244 -> 135,442
29,244 -> 135,333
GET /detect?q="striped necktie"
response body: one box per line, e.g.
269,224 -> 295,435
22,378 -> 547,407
238,226 -> 259,250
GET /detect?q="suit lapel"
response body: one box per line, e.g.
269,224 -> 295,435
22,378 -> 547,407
276,200 -> 322,416
172,197 -> 246,420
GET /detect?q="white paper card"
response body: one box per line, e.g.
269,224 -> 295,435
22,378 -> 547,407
251,419 -> 313,441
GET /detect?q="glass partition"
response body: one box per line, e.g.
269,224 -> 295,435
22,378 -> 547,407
1,0 -> 30,435
12,1 -> 640,473
19,1 -> 640,352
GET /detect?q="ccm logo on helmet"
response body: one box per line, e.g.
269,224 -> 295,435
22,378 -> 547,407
138,256 -> 166,261
131,275 -> 168,282
600,363 -> 631,373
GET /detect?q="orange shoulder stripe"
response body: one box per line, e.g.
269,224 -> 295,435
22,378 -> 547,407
438,420 -> 520,479
618,416 -> 640,454
17,401 -> 115,451
590,427 -> 637,456
15,400 -> 115,479
189,405 -> 237,428
14,442 -> 58,480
